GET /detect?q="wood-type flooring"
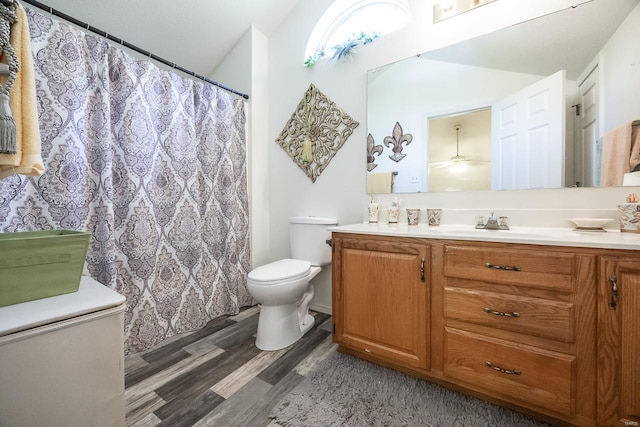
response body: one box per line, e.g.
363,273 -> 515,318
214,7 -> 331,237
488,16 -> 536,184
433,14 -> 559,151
124,306 -> 335,427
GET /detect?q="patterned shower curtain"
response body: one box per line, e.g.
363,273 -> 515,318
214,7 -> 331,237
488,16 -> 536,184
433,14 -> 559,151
0,8 -> 252,353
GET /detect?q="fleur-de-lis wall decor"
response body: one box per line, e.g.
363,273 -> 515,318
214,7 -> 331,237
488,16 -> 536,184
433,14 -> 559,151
384,122 -> 413,162
367,133 -> 383,171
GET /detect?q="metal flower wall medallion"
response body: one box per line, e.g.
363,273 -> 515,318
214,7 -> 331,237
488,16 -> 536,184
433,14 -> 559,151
275,83 -> 359,182
384,122 -> 413,162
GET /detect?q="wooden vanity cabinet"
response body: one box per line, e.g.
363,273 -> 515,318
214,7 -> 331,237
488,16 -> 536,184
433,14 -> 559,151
597,257 -> 640,427
440,242 -> 597,424
332,231 -> 640,426
331,233 -> 430,372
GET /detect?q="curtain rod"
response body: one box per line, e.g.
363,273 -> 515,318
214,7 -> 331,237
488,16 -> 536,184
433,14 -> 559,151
20,0 -> 250,100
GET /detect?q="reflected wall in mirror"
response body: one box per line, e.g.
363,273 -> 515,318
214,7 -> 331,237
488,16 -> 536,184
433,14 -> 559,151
366,0 -> 640,194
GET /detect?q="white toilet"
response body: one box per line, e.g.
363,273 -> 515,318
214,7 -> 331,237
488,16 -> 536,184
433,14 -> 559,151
247,216 -> 337,351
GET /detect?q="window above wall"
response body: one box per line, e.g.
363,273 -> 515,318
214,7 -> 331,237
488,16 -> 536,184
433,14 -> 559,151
304,0 -> 411,67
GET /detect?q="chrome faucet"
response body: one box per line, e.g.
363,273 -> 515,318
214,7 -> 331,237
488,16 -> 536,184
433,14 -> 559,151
476,212 -> 509,230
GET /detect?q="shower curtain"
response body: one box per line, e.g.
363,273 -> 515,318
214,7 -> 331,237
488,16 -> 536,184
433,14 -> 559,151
0,8 -> 252,353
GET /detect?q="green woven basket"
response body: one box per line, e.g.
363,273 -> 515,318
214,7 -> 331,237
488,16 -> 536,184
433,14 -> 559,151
0,230 -> 91,307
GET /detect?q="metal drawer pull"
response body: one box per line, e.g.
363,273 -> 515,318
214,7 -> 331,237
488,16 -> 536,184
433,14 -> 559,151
608,274 -> 618,310
420,257 -> 425,282
486,262 -> 521,271
485,361 -> 521,376
483,307 -> 520,317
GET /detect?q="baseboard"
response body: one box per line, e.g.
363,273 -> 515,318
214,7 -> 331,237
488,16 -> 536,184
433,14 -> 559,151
310,302 -> 331,315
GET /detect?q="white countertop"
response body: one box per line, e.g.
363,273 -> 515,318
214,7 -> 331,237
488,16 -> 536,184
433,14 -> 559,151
330,223 -> 640,251
0,276 -> 126,337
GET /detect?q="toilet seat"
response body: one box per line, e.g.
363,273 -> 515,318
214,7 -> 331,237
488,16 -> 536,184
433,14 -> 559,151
248,259 -> 311,284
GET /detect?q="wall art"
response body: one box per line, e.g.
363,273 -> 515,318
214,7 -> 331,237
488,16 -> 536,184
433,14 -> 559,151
275,83 -> 359,182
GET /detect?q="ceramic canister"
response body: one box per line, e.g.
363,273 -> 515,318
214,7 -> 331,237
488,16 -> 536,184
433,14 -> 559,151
617,203 -> 640,232
406,208 -> 420,225
427,209 -> 442,226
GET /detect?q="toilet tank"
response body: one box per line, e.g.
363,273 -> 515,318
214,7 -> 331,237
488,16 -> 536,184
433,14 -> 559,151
289,216 -> 338,266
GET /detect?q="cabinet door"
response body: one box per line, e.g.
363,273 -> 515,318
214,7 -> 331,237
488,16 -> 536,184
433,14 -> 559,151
333,235 -> 429,371
598,258 -> 640,426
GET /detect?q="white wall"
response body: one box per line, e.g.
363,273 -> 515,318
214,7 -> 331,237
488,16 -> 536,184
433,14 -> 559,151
213,27 -> 272,269
601,3 -> 640,134
267,0 -> 634,313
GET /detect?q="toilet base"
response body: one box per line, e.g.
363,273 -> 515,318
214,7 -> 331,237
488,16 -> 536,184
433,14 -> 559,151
249,265 -> 321,351
255,302 -> 316,351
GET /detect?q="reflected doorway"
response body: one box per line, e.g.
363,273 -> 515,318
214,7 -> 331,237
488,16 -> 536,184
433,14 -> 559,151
427,109 -> 492,192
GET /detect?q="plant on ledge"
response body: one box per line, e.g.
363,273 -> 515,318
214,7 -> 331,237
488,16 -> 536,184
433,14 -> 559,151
304,31 -> 379,68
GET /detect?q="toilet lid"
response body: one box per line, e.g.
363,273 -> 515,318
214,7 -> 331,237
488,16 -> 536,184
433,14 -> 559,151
248,259 -> 311,283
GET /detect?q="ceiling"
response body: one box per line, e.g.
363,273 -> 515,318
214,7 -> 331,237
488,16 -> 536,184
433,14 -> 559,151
24,0 -> 303,77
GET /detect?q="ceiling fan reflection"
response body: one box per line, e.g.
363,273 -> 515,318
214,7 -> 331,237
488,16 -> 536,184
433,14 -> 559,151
429,125 -> 485,171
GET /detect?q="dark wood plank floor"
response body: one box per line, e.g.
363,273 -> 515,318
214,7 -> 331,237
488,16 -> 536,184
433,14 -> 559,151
124,306 -> 335,427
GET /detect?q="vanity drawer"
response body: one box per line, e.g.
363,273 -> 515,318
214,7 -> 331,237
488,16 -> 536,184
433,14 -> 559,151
444,328 -> 575,417
444,245 -> 575,291
444,287 -> 575,342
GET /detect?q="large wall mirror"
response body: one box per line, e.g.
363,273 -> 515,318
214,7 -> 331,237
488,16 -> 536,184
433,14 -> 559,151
366,0 -> 640,194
